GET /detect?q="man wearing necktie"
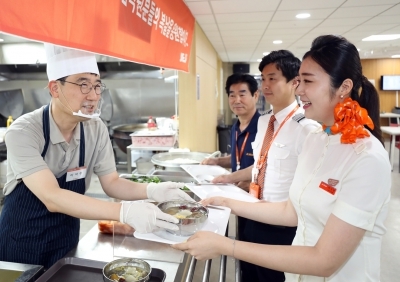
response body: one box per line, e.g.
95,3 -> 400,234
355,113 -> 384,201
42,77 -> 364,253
213,50 -> 320,281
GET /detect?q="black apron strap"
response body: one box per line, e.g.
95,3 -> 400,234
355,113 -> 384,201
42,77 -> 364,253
79,122 -> 85,167
41,105 -> 51,158
41,104 -> 85,167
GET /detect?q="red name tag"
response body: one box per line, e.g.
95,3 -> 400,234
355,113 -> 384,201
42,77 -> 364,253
319,181 -> 337,195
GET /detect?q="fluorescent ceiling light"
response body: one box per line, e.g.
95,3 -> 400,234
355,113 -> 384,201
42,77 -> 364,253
273,40 -> 282,44
296,13 -> 310,19
0,38 -> 4,42
362,34 -> 400,41
257,59 -> 262,62
263,52 -> 270,56
391,55 -> 400,58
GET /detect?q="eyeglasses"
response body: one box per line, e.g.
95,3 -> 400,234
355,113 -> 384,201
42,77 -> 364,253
58,80 -> 106,95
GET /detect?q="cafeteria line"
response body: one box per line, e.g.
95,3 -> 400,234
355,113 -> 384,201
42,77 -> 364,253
0,44 -> 399,282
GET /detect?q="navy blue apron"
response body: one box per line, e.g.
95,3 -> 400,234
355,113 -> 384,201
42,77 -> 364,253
0,105 -> 86,269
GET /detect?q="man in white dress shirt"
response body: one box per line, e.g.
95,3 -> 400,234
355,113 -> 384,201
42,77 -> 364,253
214,50 -> 320,281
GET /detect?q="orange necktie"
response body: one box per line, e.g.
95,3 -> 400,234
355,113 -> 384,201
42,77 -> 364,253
256,115 -> 276,199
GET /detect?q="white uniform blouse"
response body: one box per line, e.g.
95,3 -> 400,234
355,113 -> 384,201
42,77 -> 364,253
286,127 -> 391,281
252,101 -> 320,201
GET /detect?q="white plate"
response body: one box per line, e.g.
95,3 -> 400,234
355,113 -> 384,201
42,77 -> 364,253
185,183 -> 260,203
180,165 -> 230,184
134,206 -> 231,245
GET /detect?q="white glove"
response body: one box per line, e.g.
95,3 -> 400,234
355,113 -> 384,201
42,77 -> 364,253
119,201 -> 179,233
146,182 -> 194,203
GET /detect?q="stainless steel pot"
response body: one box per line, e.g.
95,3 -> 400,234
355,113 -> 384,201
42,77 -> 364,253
103,258 -> 151,282
157,200 -> 208,236
112,124 -> 147,154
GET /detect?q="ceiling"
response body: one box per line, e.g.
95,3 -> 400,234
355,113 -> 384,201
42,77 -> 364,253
183,0 -> 400,62
1,0 -> 400,64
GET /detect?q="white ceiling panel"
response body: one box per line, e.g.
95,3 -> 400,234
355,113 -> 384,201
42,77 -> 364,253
342,0 -> 400,7
198,23 -> 219,32
379,4 -> 400,16
262,27 -> 312,35
215,12 -> 274,24
195,14 -> 216,24
272,9 -> 336,21
329,5 -> 394,18
185,1 -> 212,15
218,22 -> 268,31
278,0 -> 345,10
210,0 -> 281,14
363,15 -> 400,26
220,29 -> 265,37
268,19 -> 324,29
319,17 -> 371,27
347,24 -> 399,33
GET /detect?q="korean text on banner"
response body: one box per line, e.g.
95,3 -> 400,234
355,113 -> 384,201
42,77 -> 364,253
0,0 -> 195,72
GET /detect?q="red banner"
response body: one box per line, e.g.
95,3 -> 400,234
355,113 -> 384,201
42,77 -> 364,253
0,0 -> 194,71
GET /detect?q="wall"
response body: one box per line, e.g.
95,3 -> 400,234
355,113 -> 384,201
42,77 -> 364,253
178,23 -> 221,152
361,58 -> 400,125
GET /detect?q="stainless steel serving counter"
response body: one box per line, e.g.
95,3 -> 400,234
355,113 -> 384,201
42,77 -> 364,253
66,224 -> 182,282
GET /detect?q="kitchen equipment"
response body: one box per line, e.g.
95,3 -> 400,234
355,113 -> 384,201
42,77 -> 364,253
0,260 -> 43,282
35,257 -> 166,282
151,152 -> 211,171
129,130 -> 176,147
135,157 -> 155,174
103,258 -> 151,282
112,124 -> 148,153
0,89 -> 24,120
157,200 -> 208,236
100,89 -> 113,123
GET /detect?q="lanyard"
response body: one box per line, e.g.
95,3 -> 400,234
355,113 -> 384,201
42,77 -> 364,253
256,105 -> 299,170
235,131 -> 249,170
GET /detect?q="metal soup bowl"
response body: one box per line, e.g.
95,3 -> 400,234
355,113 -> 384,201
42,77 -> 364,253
157,200 -> 208,236
103,258 -> 151,282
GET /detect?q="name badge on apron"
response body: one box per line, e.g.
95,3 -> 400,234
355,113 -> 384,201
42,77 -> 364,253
66,167 -> 87,182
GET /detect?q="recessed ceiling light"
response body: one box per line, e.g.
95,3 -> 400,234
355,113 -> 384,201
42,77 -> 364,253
257,59 -> 262,62
391,55 -> 400,58
0,38 -> 4,42
362,34 -> 400,41
296,13 -> 310,19
371,50 -> 374,54
263,52 -> 270,56
357,48 -> 360,51
273,40 -> 282,44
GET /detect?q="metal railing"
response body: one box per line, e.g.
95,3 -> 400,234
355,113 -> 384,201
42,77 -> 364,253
179,217 -> 242,282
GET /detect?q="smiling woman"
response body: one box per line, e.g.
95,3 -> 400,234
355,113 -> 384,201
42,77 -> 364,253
171,35 -> 391,282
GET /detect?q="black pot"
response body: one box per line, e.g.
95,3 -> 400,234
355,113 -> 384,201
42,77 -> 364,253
112,124 -> 147,153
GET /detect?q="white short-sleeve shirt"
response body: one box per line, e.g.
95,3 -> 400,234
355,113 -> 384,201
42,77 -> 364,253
4,105 -> 116,195
287,128 -> 391,281
252,101 -> 320,201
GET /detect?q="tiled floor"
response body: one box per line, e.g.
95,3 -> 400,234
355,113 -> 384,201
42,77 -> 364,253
0,140 -> 399,281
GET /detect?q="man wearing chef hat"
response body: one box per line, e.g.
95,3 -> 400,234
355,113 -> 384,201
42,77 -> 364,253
0,43 -> 192,269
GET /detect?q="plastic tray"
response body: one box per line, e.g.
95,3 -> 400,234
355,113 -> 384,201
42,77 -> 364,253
35,257 -> 166,282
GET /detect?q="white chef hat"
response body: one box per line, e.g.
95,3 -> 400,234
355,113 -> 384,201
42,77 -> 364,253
44,43 -> 99,81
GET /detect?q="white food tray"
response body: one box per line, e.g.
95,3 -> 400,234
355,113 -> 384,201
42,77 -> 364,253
185,183 -> 260,203
180,165 -> 230,184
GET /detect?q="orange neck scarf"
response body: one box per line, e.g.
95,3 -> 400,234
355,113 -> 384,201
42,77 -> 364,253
322,98 -> 374,144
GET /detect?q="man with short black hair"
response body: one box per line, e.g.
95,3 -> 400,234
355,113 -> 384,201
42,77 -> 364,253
213,50 -> 320,281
